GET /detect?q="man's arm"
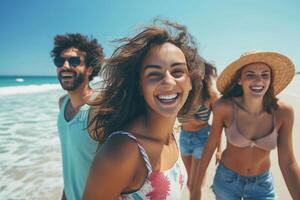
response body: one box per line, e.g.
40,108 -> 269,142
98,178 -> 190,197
58,95 -> 67,110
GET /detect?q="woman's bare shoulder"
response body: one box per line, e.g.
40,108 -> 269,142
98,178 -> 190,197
275,100 -> 294,121
212,98 -> 233,122
277,100 -> 293,111
214,98 -> 232,110
92,132 -> 142,175
101,132 -> 141,160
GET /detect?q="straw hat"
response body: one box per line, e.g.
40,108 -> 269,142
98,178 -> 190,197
217,51 -> 295,95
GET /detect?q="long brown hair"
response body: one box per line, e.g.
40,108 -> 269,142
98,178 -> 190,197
201,62 -> 217,102
89,19 -> 205,142
222,63 -> 278,113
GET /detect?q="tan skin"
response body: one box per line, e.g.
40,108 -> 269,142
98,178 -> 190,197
83,42 -> 193,199
57,48 -> 99,137
58,48 -> 93,113
193,63 -> 300,200
180,83 -> 220,198
57,48 -> 98,200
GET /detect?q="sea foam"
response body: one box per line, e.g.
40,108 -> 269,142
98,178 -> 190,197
0,84 -> 61,96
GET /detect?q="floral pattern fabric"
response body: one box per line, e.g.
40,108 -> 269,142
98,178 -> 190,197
115,132 -> 188,200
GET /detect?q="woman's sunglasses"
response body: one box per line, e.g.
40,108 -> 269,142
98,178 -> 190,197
53,56 -> 82,68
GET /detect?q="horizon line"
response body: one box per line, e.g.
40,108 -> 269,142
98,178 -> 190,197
1,71 -> 300,77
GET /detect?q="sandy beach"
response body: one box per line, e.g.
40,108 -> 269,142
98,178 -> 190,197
181,76 -> 300,200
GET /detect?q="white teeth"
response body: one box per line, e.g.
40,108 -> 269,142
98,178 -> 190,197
250,86 -> 263,90
61,72 -> 74,78
158,94 -> 177,100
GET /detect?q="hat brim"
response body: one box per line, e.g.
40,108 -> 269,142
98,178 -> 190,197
217,52 -> 295,95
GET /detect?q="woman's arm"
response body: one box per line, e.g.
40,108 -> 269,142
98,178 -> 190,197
190,99 -> 226,199
277,102 -> 300,199
209,86 -> 222,164
215,136 -> 223,164
82,134 -> 142,200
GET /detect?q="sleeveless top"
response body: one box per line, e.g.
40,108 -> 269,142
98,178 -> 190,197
57,96 -> 98,200
224,102 -> 278,151
108,131 -> 188,200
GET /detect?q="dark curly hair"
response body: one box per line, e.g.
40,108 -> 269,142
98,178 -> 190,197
89,19 -> 205,142
222,64 -> 278,113
50,33 -> 104,80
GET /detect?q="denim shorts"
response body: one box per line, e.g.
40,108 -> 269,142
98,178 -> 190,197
179,126 -> 210,159
212,162 -> 276,200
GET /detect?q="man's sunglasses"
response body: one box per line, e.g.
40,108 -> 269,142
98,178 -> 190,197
53,56 -> 82,68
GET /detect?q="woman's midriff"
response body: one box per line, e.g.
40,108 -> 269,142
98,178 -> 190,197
221,143 -> 271,176
181,119 -> 209,132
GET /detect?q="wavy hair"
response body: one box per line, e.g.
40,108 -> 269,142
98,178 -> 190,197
89,19 -> 204,142
50,33 -> 104,81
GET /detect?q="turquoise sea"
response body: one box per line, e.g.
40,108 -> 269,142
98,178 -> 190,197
0,76 -> 64,199
0,75 -> 299,199
0,75 -> 105,200
0,76 -> 59,87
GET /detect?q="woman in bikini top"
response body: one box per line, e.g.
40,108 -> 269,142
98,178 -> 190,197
178,62 -> 221,199
194,51 -> 300,200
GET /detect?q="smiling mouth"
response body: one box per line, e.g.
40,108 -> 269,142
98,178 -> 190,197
60,71 -> 76,80
156,93 -> 179,103
249,86 -> 264,93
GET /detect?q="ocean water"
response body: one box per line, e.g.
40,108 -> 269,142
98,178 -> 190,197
0,76 -> 61,96
0,75 -> 105,200
0,76 -> 59,87
0,75 -> 298,200
0,76 -> 64,200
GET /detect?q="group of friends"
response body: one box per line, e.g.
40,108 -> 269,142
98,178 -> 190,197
50,19 -> 300,200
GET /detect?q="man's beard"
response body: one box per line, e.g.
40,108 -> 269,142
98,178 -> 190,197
58,70 -> 85,91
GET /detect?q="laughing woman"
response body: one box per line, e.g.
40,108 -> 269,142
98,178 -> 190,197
82,20 -> 205,200
194,51 -> 300,200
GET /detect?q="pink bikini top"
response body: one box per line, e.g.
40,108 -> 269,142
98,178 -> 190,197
224,102 -> 278,151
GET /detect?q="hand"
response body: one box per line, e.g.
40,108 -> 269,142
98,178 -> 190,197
215,151 -> 222,165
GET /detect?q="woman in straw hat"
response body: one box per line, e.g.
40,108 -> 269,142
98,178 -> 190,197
193,51 -> 300,200
178,61 -> 221,199
82,19 -> 205,200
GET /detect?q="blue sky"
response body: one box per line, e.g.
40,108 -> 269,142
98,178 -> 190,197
0,0 -> 299,76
